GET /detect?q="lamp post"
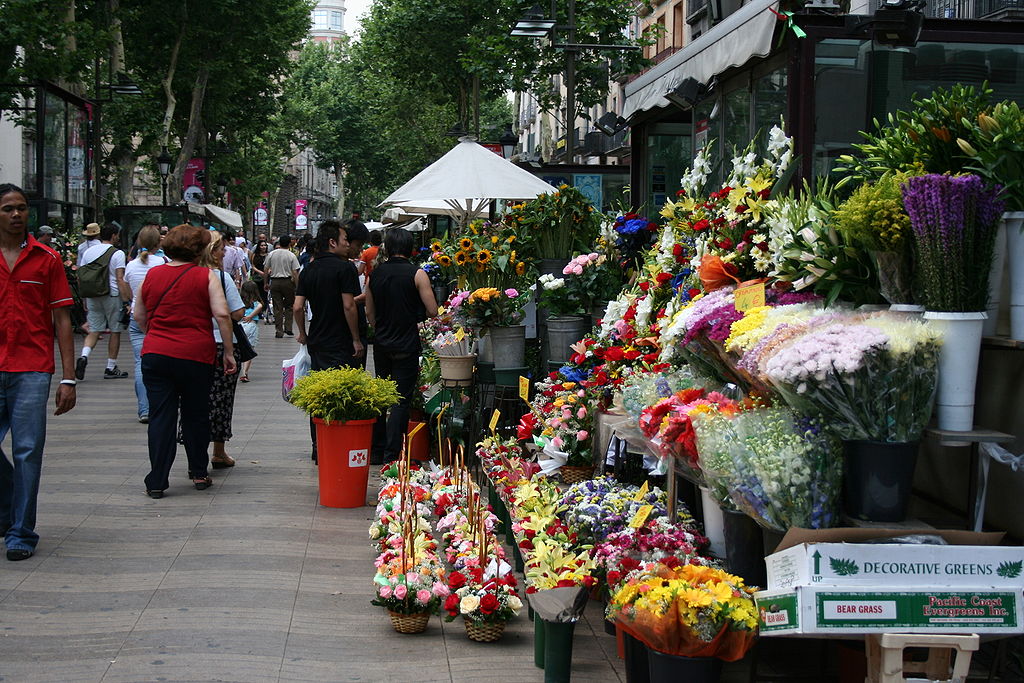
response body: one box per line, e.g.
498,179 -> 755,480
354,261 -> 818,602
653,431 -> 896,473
156,147 -> 172,206
499,123 -> 518,160
216,176 -> 228,202
284,205 -> 293,233
511,1 -> 639,164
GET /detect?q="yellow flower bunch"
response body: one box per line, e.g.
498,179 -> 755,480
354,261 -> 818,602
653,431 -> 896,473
524,537 -> 596,590
469,287 -> 501,303
432,221 -> 534,290
611,564 -> 758,631
724,306 -> 770,352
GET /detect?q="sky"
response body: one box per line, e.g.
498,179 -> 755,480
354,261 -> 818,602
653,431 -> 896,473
345,0 -> 372,36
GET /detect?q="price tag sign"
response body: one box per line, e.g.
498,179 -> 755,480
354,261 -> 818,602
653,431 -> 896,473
633,480 -> 649,501
629,504 -> 654,528
489,409 -> 501,434
455,328 -> 465,341
519,376 -> 530,404
734,282 -> 766,312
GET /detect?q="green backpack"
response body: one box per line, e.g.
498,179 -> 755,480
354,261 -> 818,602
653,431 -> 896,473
77,246 -> 116,297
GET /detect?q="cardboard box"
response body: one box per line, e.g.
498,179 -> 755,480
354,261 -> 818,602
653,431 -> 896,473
766,529 -> 1020,590
756,586 -> 1023,636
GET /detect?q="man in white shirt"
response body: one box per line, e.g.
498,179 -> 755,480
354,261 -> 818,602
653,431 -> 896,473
75,223 -> 131,380
221,233 -> 247,286
76,222 -> 101,266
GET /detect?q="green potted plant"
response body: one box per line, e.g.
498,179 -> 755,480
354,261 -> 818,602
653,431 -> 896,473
507,185 -> 602,269
290,368 -> 400,508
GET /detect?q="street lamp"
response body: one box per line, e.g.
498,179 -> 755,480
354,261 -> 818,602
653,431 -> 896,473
499,124 -> 518,160
156,146 -> 172,206
284,205 -> 293,231
510,1 -> 639,164
216,176 -> 228,200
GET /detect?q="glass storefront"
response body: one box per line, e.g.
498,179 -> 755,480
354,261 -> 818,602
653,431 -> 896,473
813,39 -> 1024,178
647,123 -> 692,211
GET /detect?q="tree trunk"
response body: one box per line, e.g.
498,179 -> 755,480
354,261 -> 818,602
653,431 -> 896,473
334,165 -> 345,218
160,10 -> 186,152
171,66 -> 209,203
108,0 -> 125,73
110,144 -> 137,203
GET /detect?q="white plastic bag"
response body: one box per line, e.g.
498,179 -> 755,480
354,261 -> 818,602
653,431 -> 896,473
282,344 -> 311,401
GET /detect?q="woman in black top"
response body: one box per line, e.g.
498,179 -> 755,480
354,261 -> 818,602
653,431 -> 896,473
365,228 -> 437,463
250,240 -> 271,322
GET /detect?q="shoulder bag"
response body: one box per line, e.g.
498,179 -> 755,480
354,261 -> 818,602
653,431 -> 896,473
220,270 -> 258,363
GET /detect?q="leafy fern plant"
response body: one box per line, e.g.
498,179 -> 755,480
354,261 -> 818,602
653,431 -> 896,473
290,368 -> 400,422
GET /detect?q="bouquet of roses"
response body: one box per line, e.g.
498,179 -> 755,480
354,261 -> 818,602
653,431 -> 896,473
526,375 -> 595,469
638,388 -> 742,469
691,404 -> 842,531
372,554 -> 450,615
608,563 -> 758,660
443,572 -> 523,625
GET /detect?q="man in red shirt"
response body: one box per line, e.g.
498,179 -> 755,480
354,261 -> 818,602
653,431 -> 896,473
0,183 -> 77,561
359,230 -> 382,277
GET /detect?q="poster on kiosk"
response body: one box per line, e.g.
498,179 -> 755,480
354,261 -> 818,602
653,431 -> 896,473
294,199 -> 308,231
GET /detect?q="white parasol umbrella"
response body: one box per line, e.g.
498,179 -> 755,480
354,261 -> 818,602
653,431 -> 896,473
379,138 -> 553,226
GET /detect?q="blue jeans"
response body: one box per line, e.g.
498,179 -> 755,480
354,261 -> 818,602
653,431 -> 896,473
129,318 -> 148,418
0,371 -> 52,552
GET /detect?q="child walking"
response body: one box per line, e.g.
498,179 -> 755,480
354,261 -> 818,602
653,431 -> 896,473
239,281 -> 264,382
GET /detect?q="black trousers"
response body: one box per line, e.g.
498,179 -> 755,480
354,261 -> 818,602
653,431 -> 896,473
308,347 -> 358,457
142,353 -> 213,491
371,348 -> 419,462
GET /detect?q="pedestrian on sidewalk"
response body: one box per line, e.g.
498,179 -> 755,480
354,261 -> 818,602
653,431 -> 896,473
365,228 -> 437,464
124,225 -> 169,423
250,239 -> 271,324
189,230 -> 244,470
265,235 -> 299,338
238,281 -> 263,383
0,183 -> 77,561
293,219 -> 364,461
75,222 -> 130,380
133,225 -> 236,498
76,222 -> 101,267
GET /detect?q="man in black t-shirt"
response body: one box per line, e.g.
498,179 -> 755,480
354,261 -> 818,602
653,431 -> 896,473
293,220 -> 364,462
365,228 -> 437,463
293,220 -> 363,369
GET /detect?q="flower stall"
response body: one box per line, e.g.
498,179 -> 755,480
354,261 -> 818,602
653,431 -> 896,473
372,83 -> 1024,681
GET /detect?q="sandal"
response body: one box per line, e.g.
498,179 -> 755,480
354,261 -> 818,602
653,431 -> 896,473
191,475 -> 213,490
211,455 -> 235,469
239,375 -> 249,383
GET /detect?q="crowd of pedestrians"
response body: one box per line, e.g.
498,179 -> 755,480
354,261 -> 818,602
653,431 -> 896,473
0,181 -> 437,560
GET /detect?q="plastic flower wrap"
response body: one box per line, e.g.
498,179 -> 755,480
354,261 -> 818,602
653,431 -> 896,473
638,388 -> 740,469
691,405 -> 842,531
613,213 -> 660,270
620,366 -> 702,421
755,312 -> 941,442
608,563 -> 758,660
526,375 -> 595,469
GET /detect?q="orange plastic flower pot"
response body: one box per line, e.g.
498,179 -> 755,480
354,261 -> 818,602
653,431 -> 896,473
313,417 -> 375,508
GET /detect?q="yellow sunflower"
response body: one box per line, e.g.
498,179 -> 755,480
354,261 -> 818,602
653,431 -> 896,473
437,254 -> 452,267
475,262 -> 486,273
491,235 -> 499,244
459,238 -> 474,251
476,249 -> 493,265
455,251 -> 469,266
430,240 -> 443,252
515,261 -> 526,276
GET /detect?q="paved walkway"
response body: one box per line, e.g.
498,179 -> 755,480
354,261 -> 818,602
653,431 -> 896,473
0,334 -> 625,682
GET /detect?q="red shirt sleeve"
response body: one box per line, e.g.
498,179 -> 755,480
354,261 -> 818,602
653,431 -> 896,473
47,251 -> 73,308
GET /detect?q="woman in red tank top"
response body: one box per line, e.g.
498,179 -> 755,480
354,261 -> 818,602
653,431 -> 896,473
133,225 -> 236,498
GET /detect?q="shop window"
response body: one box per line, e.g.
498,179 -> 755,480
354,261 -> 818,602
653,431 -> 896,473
723,85 -> 751,157
647,124 -> 691,211
753,66 -> 787,153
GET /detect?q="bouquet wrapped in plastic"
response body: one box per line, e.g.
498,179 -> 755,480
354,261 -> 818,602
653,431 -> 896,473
608,563 -> 758,660
755,313 -> 941,442
691,405 -> 842,531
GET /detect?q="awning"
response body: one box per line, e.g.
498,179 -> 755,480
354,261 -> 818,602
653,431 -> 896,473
201,203 -> 243,229
623,0 -> 781,119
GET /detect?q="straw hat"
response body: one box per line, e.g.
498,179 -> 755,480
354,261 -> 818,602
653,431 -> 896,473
83,222 -> 101,237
